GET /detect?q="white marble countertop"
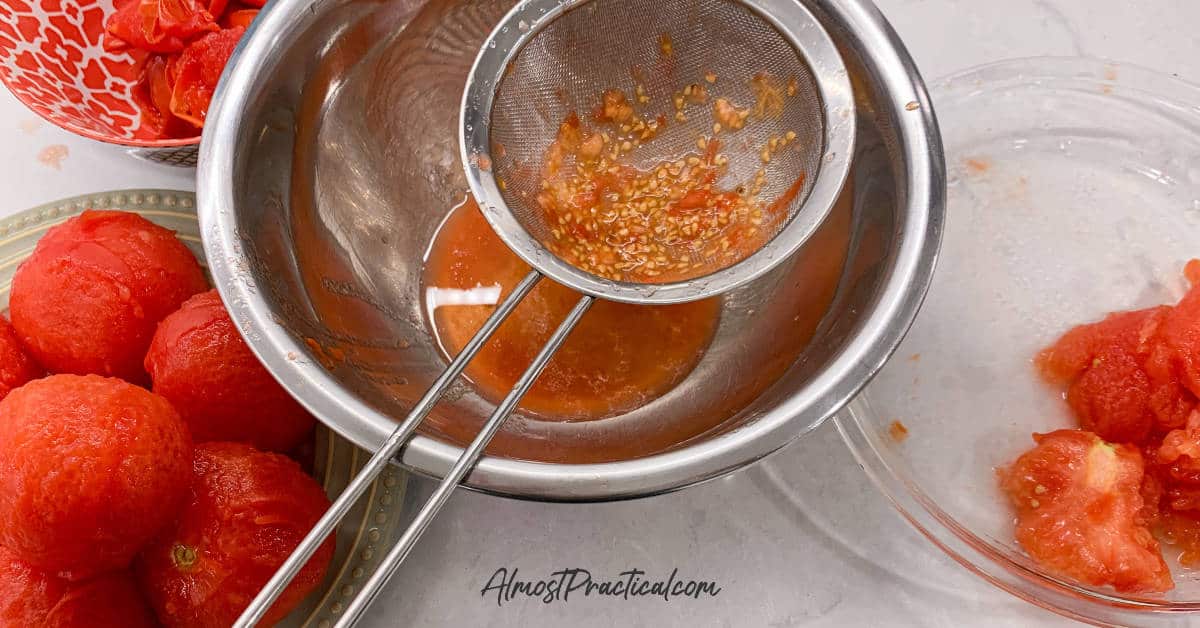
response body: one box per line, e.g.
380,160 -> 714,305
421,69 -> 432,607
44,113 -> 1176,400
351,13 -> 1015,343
1,0 -> 1197,625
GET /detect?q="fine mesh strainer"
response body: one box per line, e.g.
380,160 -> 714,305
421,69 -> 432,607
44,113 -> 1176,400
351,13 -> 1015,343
237,1 -> 852,625
466,0 -> 854,303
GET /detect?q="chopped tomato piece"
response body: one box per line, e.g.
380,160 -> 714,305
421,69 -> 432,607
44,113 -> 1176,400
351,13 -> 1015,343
1037,306 -> 1187,441
1036,307 -> 1167,386
1158,411 -> 1200,470
1144,345 -> 1198,434
1039,263 -> 1200,440
1067,345 -> 1155,443
1155,411 -> 1200,510
1147,415 -> 1200,565
1156,268 -> 1200,399
168,27 -> 245,127
998,430 -> 1172,593
104,0 -> 257,138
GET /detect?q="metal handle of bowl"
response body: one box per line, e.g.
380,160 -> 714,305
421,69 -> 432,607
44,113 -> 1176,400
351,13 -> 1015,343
234,270 -> 594,627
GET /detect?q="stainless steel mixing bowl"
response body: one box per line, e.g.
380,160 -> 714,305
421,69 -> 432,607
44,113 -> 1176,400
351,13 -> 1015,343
198,0 -> 944,500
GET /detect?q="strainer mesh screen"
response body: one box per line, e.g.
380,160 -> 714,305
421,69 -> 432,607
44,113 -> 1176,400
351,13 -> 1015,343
489,0 -> 825,274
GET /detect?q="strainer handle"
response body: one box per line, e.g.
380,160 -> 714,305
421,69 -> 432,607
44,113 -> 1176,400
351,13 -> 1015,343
334,292 -> 594,627
234,270 -> 571,627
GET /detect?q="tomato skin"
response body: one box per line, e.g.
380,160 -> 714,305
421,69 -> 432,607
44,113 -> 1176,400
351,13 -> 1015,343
221,8 -> 259,28
104,0 -> 259,138
105,0 -> 222,53
999,430 -> 1173,593
132,55 -> 200,139
168,27 -> 245,127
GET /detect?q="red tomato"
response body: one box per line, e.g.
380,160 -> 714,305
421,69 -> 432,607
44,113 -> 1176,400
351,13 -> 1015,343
998,430 -> 1172,593
1037,307 -> 1167,385
0,548 -> 157,628
168,27 -> 245,127
0,375 -> 193,581
144,290 -> 315,453
1036,306 -> 1197,441
9,210 -> 208,383
1066,345 -> 1155,443
136,442 -> 334,628
0,318 -> 41,402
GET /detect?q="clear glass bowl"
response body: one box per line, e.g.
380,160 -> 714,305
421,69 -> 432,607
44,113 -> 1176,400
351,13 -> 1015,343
837,57 -> 1200,625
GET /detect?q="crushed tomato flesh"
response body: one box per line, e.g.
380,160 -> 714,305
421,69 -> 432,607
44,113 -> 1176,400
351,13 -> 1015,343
1003,259 -> 1200,593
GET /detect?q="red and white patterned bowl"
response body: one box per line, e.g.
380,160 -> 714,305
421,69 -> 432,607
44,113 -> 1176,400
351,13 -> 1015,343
0,0 -> 200,164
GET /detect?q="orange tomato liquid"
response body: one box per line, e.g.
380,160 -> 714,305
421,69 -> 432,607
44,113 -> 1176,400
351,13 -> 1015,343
422,197 -> 721,421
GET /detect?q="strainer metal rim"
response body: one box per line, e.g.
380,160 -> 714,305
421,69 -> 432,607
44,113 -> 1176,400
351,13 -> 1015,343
461,0 -> 856,304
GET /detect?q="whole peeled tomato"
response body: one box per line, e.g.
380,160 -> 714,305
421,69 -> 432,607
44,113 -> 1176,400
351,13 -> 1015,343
0,317 -> 42,401
9,210 -> 207,383
0,375 -> 193,580
0,546 -> 156,628
146,289 -> 315,452
137,442 -> 334,628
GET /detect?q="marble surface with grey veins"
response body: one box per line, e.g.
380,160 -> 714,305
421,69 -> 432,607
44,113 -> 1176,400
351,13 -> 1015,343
2,0 -> 1198,625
